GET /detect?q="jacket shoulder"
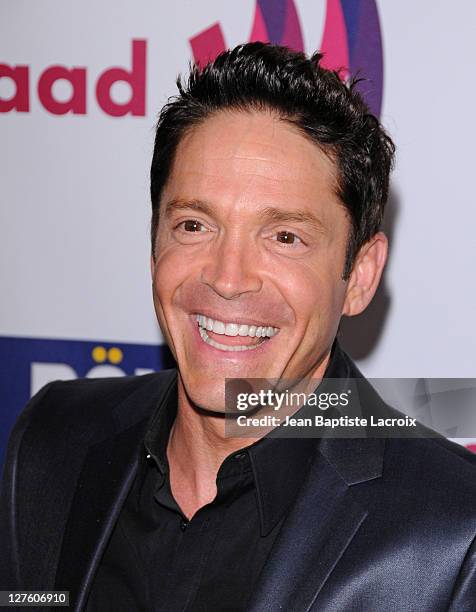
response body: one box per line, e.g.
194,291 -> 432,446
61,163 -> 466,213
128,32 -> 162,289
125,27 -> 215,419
339,345 -> 476,509
26,368 -> 175,420
0,370 -> 177,589
367,435 -> 476,554
6,369 -> 177,466
385,435 -> 476,495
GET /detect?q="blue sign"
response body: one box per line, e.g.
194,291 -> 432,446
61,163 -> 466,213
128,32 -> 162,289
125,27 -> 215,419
0,335 -> 175,467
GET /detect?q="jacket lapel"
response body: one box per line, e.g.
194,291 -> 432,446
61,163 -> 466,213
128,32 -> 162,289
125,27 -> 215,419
54,370 -> 177,612
248,437 -> 385,612
54,422 -> 144,611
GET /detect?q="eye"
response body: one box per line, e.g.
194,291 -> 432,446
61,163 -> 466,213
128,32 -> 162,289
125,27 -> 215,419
274,230 -> 303,246
177,219 -> 207,232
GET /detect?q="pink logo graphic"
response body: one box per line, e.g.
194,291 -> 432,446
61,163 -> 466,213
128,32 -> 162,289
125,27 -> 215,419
190,0 -> 383,117
0,40 -> 146,116
0,2 -> 382,118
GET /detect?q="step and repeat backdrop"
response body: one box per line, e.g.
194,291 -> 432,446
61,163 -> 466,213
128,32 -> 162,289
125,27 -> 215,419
1,1 -> 475,463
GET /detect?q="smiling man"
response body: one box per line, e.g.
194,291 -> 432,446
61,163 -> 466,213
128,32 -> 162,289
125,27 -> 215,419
2,43 -> 476,612
153,111 -> 364,406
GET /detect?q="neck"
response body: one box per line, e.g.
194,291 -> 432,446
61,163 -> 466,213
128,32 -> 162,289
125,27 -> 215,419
167,347 -> 333,518
166,380 -> 257,519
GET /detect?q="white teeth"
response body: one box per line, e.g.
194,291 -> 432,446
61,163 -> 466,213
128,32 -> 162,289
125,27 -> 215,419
238,324 -> 249,337
225,323 -> 239,336
195,314 -> 279,338
212,320 -> 226,335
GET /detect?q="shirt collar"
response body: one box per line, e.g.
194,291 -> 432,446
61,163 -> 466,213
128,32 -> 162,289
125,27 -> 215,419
144,379 -> 177,474
143,338 -> 349,536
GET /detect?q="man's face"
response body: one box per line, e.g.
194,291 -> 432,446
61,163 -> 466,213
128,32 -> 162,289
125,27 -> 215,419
152,111 -> 351,412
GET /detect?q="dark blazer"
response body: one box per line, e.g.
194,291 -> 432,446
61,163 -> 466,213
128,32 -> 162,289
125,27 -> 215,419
1,347 -> 476,612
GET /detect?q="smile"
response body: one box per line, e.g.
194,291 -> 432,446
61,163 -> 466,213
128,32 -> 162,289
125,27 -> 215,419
195,314 -> 279,352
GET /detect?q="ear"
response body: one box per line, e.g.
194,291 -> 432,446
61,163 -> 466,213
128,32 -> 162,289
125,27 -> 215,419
150,254 -> 155,280
342,232 -> 388,317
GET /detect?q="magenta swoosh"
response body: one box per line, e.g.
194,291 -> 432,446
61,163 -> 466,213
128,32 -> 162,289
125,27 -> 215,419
190,22 -> 226,67
319,0 -> 349,78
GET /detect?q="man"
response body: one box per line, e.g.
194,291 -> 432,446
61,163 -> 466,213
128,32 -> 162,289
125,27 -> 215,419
1,43 -> 476,611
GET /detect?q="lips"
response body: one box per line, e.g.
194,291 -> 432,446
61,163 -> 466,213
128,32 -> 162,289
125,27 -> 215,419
194,313 -> 280,352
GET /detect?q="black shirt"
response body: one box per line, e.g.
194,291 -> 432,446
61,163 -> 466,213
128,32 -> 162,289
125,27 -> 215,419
86,341 -> 347,612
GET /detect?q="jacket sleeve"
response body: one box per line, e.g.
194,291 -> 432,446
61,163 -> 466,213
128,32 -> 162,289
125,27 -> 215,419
0,382 -> 56,589
446,532 -> 476,612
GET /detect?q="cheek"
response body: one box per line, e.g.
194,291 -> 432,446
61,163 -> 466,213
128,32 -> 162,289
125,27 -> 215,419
153,247 -> 183,300
152,262 -> 168,305
279,260 -> 345,332
152,254 -> 183,347
152,245 -> 202,328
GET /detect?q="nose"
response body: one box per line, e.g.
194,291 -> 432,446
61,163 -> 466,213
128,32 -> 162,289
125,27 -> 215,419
201,232 -> 262,300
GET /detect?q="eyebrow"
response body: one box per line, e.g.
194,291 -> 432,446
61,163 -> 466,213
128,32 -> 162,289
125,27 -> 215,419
164,198 -> 215,219
257,206 -> 327,235
163,198 -> 327,234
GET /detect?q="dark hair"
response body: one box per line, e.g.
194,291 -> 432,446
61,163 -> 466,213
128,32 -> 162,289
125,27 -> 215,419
150,42 -> 395,279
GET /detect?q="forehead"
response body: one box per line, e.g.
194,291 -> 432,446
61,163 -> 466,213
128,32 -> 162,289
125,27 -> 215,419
163,110 -> 342,222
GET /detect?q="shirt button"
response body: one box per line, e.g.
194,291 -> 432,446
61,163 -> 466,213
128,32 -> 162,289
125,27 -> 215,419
235,452 -> 247,461
180,519 -> 188,531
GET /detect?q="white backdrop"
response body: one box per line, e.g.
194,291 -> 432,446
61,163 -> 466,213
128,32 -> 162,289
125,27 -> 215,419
1,1 -> 475,456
